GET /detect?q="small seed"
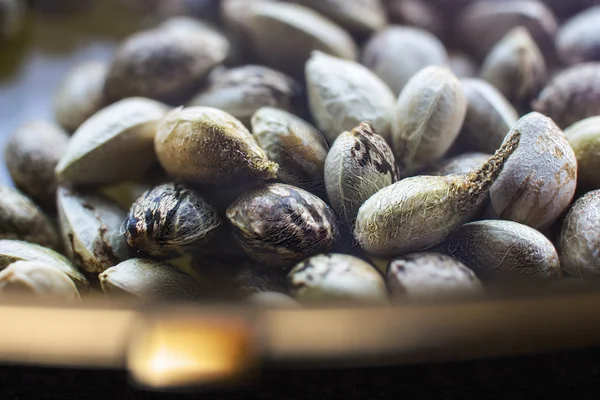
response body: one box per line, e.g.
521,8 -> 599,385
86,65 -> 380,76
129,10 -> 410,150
0,186 -> 60,250
248,2 -> 357,77
57,188 -> 129,274
324,122 -> 398,230
362,26 -> 448,95
427,152 -> 491,176
227,183 -> 340,268
188,65 -> 302,127
122,183 -> 221,259
220,0 -> 273,56
5,121 -> 69,209
442,220 -> 561,279
99,258 -> 202,301
533,63 -> 600,129
490,112 -> 577,230
564,116 -> 600,191
306,51 -> 396,144
103,18 -> 230,102
480,26 -> 547,107
0,261 -> 81,301
387,0 -> 444,37
286,0 -> 387,35
556,6 -> 600,65
559,190 -> 600,277
392,66 -> 467,172
288,253 -> 387,303
53,61 -> 108,132
454,78 -> 519,154
251,106 -> 329,192
55,97 -> 170,185
354,128 -> 520,257
0,240 -> 90,292
387,252 -> 483,301
155,106 -> 278,184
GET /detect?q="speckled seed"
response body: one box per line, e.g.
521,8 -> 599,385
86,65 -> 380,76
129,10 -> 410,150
55,97 -> 170,185
122,183 -> 221,259
392,66 -> 467,172
53,61 -> 108,132
448,52 -> 478,79
248,2 -> 358,77
246,291 -> 301,308
57,188 -> 129,274
559,190 -> 600,277
480,27 -> 547,106
0,186 -> 60,250
533,63 -> 600,129
155,106 -> 278,184
354,128 -> 521,257
227,183 -> 340,268
5,121 -> 69,209
324,122 -> 398,230
427,152 -> 491,176
0,240 -> 90,291
443,220 -> 561,279
387,0 -> 444,37
306,51 -> 396,144
103,18 -> 230,102
0,261 -> 81,300
490,112 -> 577,230
455,0 -> 558,60
288,253 -> 387,303
564,116 -> 600,191
454,78 -> 519,154
99,258 -> 202,301
286,0 -> 386,35
556,6 -> 600,65
387,253 -> 483,301
188,65 -> 302,127
251,107 -> 329,192
362,26 -> 448,95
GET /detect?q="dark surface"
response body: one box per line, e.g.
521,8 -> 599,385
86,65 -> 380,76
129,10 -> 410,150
1,347 -> 599,399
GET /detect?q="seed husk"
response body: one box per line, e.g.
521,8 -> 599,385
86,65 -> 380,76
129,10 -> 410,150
5,121 -> 69,209
490,112 -> 577,230
306,51 -> 396,144
55,97 -> 170,185
247,2 -> 357,77
564,116 -> 600,191
454,78 -> 519,154
251,106 -> 329,192
392,66 -> 467,172
53,61 -> 108,133
288,253 -> 388,303
324,122 -> 398,231
480,26 -> 547,107
387,0 -> 444,37
286,0 -> 387,35
362,26 -> 448,95
559,190 -> 600,277
99,258 -> 202,301
387,252 -> 483,301
0,260 -> 81,301
57,188 -> 129,274
188,65 -> 302,127
442,220 -> 561,279
227,183 -> 340,268
155,106 -> 278,184
122,183 -> 222,259
354,128 -> 521,257
427,152 -> 491,176
0,186 -> 60,250
0,240 -> 90,291
455,0 -> 558,60
103,18 -> 230,103
556,6 -> 600,65
533,63 -> 600,129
